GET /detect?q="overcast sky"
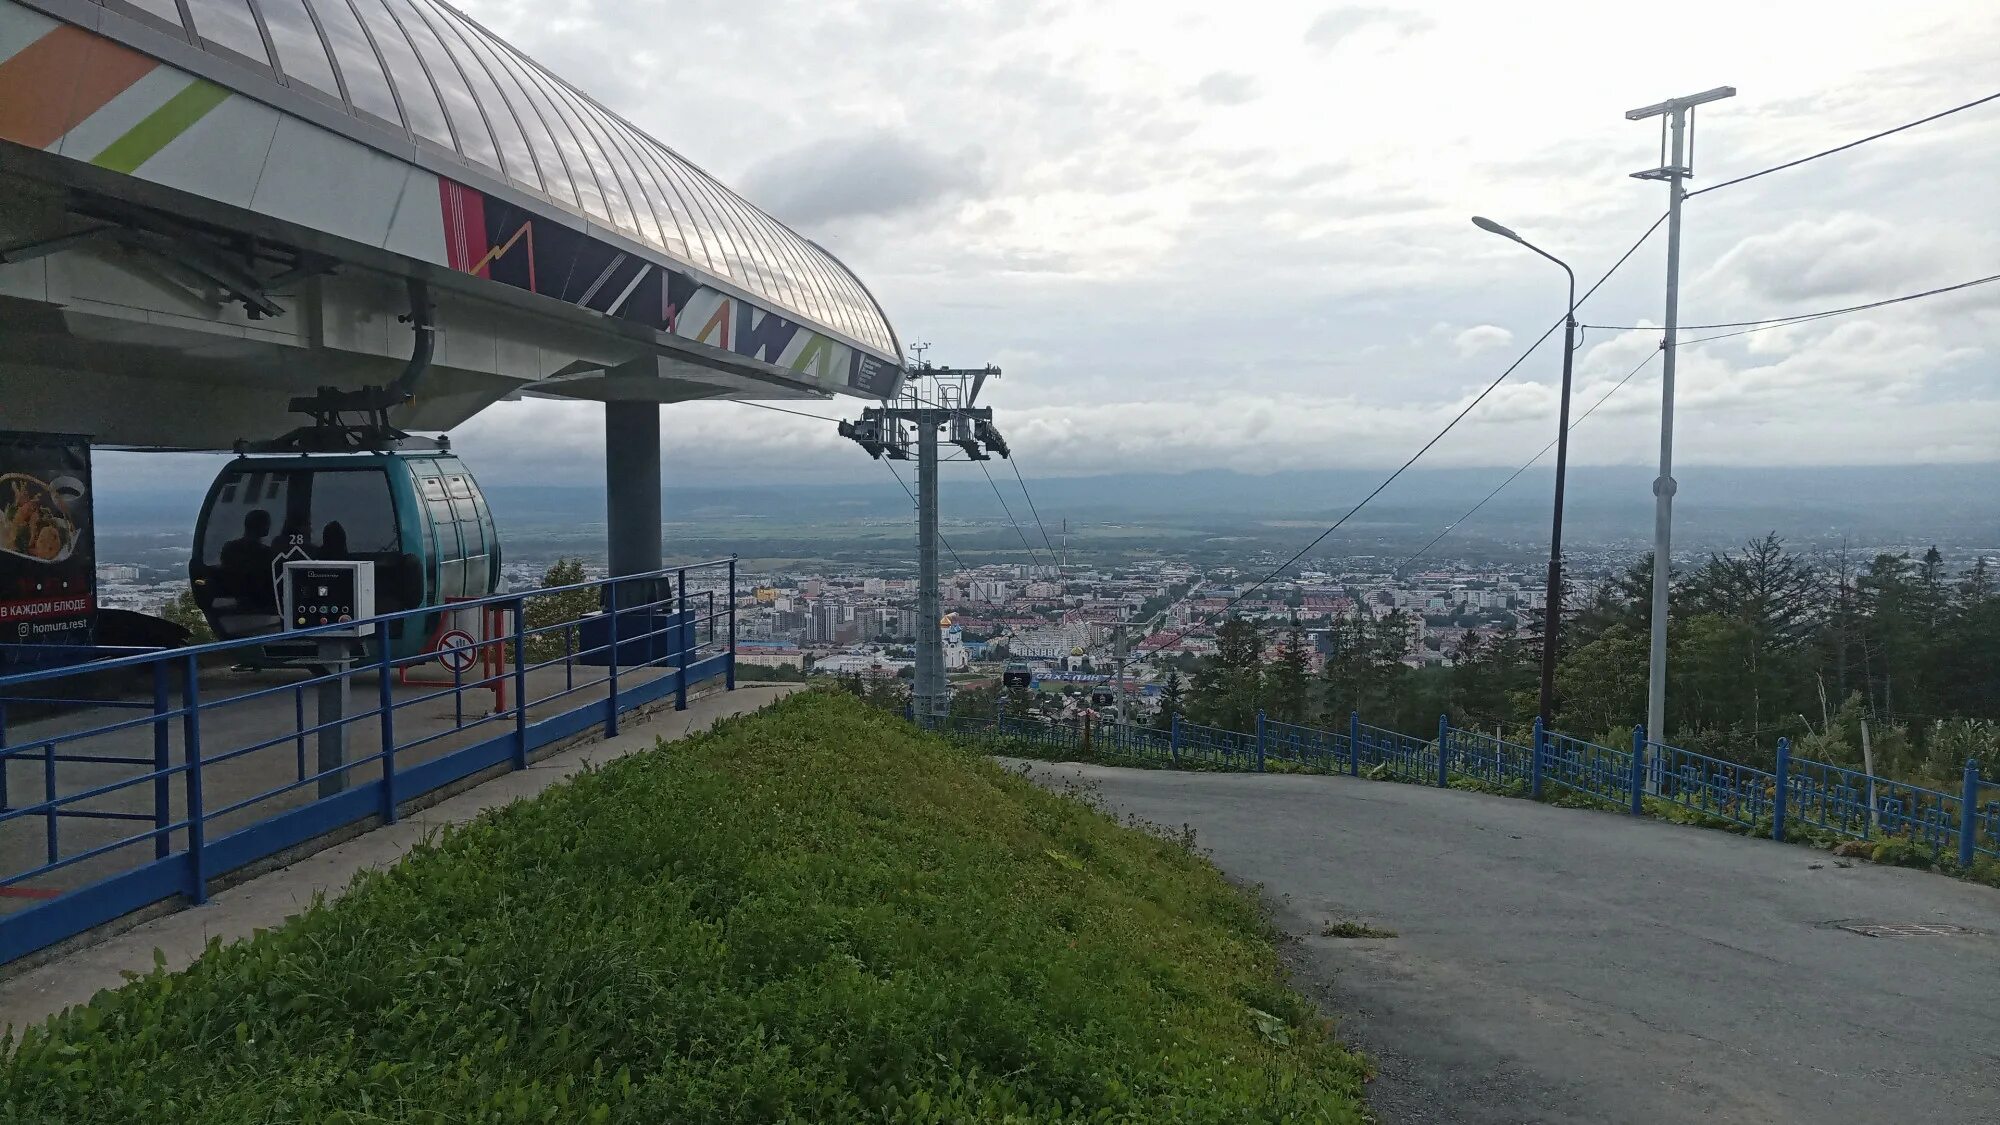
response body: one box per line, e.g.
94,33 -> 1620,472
116,0 -> 2000,495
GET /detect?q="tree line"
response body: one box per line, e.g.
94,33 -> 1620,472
1173,536 -> 1998,787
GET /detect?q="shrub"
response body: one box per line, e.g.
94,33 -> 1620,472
1870,838 -> 1940,870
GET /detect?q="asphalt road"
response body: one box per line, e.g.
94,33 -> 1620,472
1010,761 -> 2000,1125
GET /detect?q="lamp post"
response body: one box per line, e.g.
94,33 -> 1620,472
1472,216 -> 1577,726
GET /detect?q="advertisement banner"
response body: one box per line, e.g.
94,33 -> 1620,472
0,432 -> 95,647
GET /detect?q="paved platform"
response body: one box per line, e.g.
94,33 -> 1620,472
0,683 -> 801,1037
1,659 -> 682,908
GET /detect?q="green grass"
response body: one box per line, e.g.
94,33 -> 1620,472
2,691 -> 1368,1123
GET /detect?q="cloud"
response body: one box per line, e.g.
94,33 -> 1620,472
424,0 -> 2000,492
1303,5 -> 1431,49
1695,212 -> 1967,306
1192,71 -> 1259,105
1454,325 -> 1514,357
740,133 -> 988,227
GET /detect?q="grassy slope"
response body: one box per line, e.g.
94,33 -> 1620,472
3,691 -> 1368,1123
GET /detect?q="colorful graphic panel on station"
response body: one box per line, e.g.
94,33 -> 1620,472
435,181 -> 900,394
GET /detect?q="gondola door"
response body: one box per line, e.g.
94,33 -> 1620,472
194,462 -> 409,646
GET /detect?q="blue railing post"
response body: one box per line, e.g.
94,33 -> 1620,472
152,662 -> 172,859
675,567 -> 690,712
41,740 -> 56,866
1530,716 -> 1545,801
376,633 -> 398,825
1170,712 -> 1182,766
1436,713 -> 1450,788
511,596 -> 529,769
604,581 -> 620,737
725,557 -> 738,692
292,683 -> 307,781
1771,736 -> 1791,843
1629,725 -> 1646,816
1255,710 -> 1267,772
1348,711 -> 1361,776
181,655 -> 207,905
1960,760 -> 1981,869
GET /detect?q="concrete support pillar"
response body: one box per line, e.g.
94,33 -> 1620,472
604,400 -> 662,605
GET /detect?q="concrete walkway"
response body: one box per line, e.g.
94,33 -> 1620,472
0,683 -> 801,1038
1010,760 -> 2000,1125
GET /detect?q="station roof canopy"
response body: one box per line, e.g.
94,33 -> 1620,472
105,0 -> 896,356
0,0 -> 905,447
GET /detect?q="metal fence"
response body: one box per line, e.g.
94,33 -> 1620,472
1650,739 -> 1773,831
1542,728 -> 1634,808
0,560 -> 738,966
952,705 -> 1999,872
1442,725 -> 1535,790
1264,717 -> 1348,772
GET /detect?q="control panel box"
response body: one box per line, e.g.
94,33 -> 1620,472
282,560 -> 376,637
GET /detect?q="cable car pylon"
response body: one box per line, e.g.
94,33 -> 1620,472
839,361 -> 1004,725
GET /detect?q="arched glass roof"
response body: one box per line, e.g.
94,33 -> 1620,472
100,0 -> 896,357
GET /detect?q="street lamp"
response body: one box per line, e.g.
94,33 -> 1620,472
1472,216 -> 1577,726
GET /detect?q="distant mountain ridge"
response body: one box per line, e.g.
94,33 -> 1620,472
92,464 -> 1998,549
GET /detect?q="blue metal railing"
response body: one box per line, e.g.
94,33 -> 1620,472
1782,753 -> 1963,855
1265,718 -> 1347,771
1179,720 -> 1257,769
1541,731 -> 1632,806
1649,740 -> 1775,831
1094,720 -> 1174,763
1441,727 -> 1536,790
950,708 -> 1996,875
1973,776 -> 2000,861
0,559 -> 738,965
1354,721 -> 1435,782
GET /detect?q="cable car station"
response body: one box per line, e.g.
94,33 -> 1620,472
0,0 -> 902,965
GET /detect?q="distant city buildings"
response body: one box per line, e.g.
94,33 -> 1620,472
84,515 -> 1623,697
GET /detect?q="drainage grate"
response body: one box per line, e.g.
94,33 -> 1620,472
1836,921 -> 1981,939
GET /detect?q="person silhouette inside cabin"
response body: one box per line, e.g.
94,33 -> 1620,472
318,521 -> 349,560
220,509 -> 278,609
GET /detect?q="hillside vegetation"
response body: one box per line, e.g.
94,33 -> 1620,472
1166,537 -> 1998,786
2,690 -> 1367,1123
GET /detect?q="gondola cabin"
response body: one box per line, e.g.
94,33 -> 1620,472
190,452 -> 501,658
